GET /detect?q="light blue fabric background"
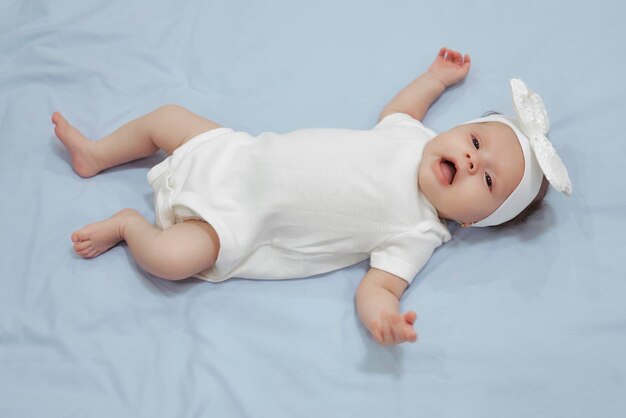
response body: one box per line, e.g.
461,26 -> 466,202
1,0 -> 625,417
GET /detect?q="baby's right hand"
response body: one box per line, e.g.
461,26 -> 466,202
368,310 -> 418,346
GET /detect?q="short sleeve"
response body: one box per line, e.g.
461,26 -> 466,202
369,221 -> 450,284
374,113 -> 437,138
374,112 -> 431,131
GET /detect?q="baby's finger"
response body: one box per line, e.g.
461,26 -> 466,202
453,51 -> 462,65
463,54 -> 471,68
382,322 -> 395,345
405,326 -> 417,343
391,314 -> 409,343
382,312 -> 401,344
374,327 -> 384,345
438,47 -> 447,59
404,311 -> 417,325
388,321 -> 399,343
371,318 -> 386,345
387,312 -> 402,344
377,312 -> 390,344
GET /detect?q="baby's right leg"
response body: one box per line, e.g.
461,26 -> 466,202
52,105 -> 221,178
72,208 -> 220,280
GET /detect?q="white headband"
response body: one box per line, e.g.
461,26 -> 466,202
462,79 -> 572,227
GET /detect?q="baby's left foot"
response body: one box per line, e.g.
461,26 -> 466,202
71,209 -> 136,258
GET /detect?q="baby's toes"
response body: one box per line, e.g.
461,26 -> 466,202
72,228 -> 94,243
77,245 -> 94,257
74,241 -> 91,252
85,248 -> 99,258
73,239 -> 94,257
71,231 -> 84,243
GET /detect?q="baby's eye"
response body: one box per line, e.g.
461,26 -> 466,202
485,173 -> 493,189
472,136 -> 480,149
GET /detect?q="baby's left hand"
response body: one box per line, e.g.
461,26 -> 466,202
368,310 -> 418,346
427,47 -> 471,88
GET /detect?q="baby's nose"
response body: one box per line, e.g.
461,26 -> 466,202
465,152 -> 479,174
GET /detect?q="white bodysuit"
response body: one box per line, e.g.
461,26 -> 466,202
147,112 -> 451,283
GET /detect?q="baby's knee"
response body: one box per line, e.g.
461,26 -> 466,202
155,104 -> 189,119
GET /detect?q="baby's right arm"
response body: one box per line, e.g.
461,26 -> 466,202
379,47 -> 471,122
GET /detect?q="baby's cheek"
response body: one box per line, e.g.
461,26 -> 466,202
457,187 -> 490,220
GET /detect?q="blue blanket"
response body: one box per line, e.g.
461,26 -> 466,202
1,0 -> 625,416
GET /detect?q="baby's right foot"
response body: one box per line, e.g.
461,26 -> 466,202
71,209 -> 136,258
52,112 -> 102,178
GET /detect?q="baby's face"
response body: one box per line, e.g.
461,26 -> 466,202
418,121 -> 524,225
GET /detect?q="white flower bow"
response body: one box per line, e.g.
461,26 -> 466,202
510,79 -> 572,196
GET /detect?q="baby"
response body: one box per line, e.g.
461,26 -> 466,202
52,47 -> 571,346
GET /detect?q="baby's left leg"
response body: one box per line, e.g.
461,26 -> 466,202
72,209 -> 219,280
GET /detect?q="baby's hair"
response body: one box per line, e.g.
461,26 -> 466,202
480,111 -> 549,227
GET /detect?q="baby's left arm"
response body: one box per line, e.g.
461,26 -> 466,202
355,268 -> 417,346
379,47 -> 471,122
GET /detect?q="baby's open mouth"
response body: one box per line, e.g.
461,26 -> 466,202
440,159 -> 457,185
